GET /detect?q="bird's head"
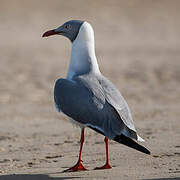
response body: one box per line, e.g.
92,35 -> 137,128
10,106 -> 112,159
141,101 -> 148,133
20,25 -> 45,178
42,20 -> 84,42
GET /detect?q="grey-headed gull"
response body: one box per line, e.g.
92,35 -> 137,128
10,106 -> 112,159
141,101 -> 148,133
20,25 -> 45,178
42,20 -> 150,172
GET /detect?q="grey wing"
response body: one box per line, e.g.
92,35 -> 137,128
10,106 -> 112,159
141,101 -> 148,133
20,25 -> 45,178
99,76 -> 136,132
54,78 -> 105,125
54,77 -> 133,139
99,77 -> 145,141
75,75 -> 139,139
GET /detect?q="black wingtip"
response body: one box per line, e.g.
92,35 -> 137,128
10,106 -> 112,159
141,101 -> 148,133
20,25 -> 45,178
114,134 -> 151,155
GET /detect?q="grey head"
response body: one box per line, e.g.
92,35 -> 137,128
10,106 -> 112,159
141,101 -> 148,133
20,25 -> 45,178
42,20 -> 84,42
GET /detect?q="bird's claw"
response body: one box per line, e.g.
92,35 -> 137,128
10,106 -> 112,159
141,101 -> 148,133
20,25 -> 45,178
94,163 -> 112,170
63,160 -> 88,172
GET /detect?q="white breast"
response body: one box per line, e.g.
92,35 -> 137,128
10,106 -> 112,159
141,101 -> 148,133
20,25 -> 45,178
67,22 -> 100,80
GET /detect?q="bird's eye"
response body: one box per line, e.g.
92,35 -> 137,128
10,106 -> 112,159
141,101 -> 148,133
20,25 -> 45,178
65,24 -> 71,30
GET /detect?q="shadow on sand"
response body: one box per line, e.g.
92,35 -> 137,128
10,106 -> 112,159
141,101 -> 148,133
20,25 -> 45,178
144,177 -> 180,180
0,174 -> 81,180
1,174 -> 179,180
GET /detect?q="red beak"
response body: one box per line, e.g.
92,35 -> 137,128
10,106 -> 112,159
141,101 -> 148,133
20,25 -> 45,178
42,29 -> 59,37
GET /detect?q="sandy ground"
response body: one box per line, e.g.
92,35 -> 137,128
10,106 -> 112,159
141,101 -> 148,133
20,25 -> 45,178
0,0 -> 180,179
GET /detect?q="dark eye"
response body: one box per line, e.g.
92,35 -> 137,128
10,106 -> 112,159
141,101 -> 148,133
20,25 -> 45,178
65,24 -> 71,30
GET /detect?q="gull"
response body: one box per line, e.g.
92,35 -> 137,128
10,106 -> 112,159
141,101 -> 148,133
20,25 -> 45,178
42,20 -> 150,172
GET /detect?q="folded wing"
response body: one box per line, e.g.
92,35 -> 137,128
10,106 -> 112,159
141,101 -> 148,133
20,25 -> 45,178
54,74 -> 141,140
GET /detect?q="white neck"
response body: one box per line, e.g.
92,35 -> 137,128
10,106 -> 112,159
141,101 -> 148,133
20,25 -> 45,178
67,22 -> 100,79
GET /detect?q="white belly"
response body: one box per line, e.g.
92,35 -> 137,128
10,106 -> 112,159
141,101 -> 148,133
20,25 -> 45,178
68,117 -> 86,128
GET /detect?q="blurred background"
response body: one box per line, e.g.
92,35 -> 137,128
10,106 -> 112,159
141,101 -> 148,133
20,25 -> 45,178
0,0 -> 180,177
1,0 -> 180,110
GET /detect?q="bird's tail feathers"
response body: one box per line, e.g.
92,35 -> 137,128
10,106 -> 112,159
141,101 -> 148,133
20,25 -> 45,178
114,134 -> 150,155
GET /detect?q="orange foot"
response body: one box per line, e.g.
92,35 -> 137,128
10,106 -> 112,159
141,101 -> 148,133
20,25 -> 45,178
63,160 -> 88,172
94,163 -> 112,170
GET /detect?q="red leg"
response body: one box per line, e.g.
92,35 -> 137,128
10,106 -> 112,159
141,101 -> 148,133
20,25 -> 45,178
63,128 -> 88,172
94,137 -> 112,170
